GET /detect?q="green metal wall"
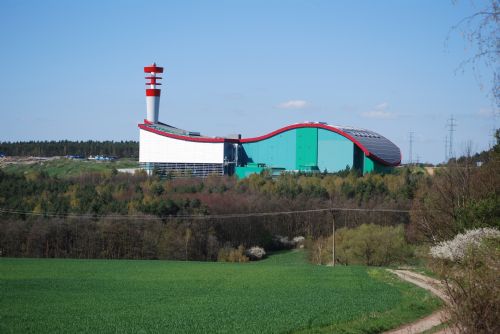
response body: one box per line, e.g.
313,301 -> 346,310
317,129 -> 354,172
241,130 -> 296,170
353,145 -> 365,171
240,128 -> 356,174
238,128 -> 396,177
296,128 -> 318,170
362,156 -> 392,174
235,163 -> 266,179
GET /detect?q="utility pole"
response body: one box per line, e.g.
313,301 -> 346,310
331,211 -> 335,266
447,116 -> 457,159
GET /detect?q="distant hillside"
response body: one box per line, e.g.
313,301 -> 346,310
440,129 -> 499,166
0,140 -> 139,158
0,158 -> 139,178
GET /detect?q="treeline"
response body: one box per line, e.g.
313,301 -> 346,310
409,146 -> 500,242
0,210 -> 406,260
0,140 -> 139,158
0,168 -> 421,259
0,168 -> 419,220
0,213 -> 329,260
447,129 -> 500,166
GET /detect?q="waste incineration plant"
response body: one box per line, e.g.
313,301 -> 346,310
139,64 -> 401,178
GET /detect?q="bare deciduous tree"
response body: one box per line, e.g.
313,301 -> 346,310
450,0 -> 500,107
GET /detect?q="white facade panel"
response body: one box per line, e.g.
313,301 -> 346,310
139,129 -> 224,164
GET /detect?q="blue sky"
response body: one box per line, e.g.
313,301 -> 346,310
0,0 -> 497,163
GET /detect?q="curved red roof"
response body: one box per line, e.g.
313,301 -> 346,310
138,124 -> 238,143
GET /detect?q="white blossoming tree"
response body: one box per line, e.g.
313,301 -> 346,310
429,227 -> 500,333
245,246 -> 266,261
429,227 -> 500,262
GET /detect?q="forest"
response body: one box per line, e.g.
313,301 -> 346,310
0,140 -> 139,158
0,162 -> 418,258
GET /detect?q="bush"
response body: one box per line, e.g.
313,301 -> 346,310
245,246 -> 266,260
310,224 -> 413,266
429,227 -> 500,262
293,236 -> 305,248
217,245 -> 249,263
429,229 -> 500,333
272,235 -> 306,250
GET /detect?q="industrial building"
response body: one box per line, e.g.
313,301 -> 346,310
139,64 -> 401,178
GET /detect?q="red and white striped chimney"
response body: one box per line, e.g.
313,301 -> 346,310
144,63 -> 164,123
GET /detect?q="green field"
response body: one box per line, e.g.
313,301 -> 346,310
0,251 -> 440,333
1,158 -> 138,178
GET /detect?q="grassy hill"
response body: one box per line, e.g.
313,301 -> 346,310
0,158 -> 138,178
0,251 -> 440,333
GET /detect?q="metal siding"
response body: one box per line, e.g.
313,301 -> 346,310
363,156 -> 392,174
353,145 -> 364,171
363,155 -> 375,174
235,165 -> 266,179
139,129 -> 224,163
296,128 -> 318,169
317,129 -> 354,172
241,130 -> 296,169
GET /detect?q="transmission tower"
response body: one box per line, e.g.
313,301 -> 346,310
446,116 -> 457,159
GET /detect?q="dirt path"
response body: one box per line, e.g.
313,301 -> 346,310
384,270 -> 452,334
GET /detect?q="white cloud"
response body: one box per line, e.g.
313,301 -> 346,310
361,101 -> 395,119
361,110 -> 394,119
477,108 -> 500,118
374,102 -> 389,110
276,100 -> 309,109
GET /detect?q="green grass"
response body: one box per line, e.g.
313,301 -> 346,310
0,251 -> 441,334
1,158 -> 138,178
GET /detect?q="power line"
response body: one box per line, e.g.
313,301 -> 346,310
0,206 -> 410,221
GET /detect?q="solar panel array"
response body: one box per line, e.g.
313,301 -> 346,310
335,126 -> 401,165
147,123 -> 208,138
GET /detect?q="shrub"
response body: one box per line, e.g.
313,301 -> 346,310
293,236 -> 305,248
272,235 -> 305,250
429,227 -> 500,262
272,235 -> 295,249
429,229 -> 500,333
217,245 -> 249,263
245,246 -> 266,261
310,224 -> 413,266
